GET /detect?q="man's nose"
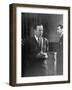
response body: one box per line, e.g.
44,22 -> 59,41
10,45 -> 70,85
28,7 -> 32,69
57,30 -> 59,32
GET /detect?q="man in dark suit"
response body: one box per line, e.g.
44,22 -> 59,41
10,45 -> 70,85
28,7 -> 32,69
57,24 -> 63,75
22,24 -> 49,77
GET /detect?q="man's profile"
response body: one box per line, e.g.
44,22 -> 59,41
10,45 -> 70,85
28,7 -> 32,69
57,24 -> 63,75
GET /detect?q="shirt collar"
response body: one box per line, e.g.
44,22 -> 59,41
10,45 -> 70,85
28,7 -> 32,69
60,33 -> 63,38
34,35 -> 38,41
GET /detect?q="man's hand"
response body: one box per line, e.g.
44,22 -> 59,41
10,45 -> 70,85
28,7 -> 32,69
36,52 -> 48,59
42,52 -> 48,58
36,52 -> 44,58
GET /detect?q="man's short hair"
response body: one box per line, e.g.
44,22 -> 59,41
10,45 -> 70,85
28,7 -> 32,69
33,24 -> 43,30
57,24 -> 63,29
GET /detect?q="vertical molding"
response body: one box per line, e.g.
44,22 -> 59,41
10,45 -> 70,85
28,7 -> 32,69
9,4 -> 16,86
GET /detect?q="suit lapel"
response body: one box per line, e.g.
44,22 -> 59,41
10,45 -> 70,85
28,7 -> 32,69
33,36 -> 40,48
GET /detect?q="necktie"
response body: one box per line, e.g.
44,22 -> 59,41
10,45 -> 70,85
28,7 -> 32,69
38,37 -> 43,52
38,37 -> 41,47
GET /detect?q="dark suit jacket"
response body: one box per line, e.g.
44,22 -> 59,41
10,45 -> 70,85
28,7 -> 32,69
22,36 -> 49,77
57,36 -> 63,75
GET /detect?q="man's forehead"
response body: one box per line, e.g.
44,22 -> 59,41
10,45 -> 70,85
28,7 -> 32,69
36,25 -> 43,29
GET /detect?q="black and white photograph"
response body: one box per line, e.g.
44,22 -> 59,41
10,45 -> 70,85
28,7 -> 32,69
9,4 -> 70,86
21,13 -> 63,77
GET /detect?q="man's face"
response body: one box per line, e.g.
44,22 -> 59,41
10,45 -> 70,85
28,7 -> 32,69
36,25 -> 44,37
57,26 -> 62,35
